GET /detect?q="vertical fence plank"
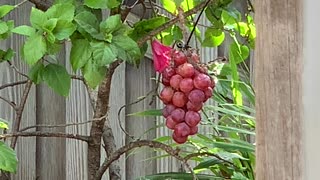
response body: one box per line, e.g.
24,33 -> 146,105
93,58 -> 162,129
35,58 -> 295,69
254,0 -> 303,179
125,59 -> 157,179
0,1 -> 37,179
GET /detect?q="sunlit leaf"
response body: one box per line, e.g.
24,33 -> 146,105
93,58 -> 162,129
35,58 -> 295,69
0,5 -> 15,18
0,142 -> 18,173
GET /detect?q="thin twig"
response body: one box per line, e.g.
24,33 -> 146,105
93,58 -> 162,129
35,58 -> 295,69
10,80 -> 32,149
186,0 -> 211,46
137,0 -> 216,47
0,80 -> 28,90
7,61 -> 29,78
71,75 -> 84,81
0,96 -> 16,110
96,140 -> 196,180
0,131 -> 89,142
15,0 -> 28,7
18,116 -> 106,132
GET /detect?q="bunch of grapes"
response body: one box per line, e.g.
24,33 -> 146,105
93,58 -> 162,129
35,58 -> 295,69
160,50 -> 215,144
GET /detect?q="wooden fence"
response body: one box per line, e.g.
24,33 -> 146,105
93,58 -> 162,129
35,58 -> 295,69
0,0 -> 248,179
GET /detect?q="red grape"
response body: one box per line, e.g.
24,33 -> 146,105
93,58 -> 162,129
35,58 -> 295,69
174,122 -> 191,137
172,131 -> 188,144
160,86 -> 174,104
204,87 -> 213,100
185,111 -> 201,127
170,74 -> 183,90
166,116 -> 177,130
177,63 -> 195,78
179,78 -> 194,93
171,108 -> 185,123
173,51 -> 187,65
188,89 -> 205,104
162,77 -> 170,86
194,73 -> 211,90
186,101 -> 203,111
189,126 -> 198,135
162,66 -> 176,79
162,104 -> 176,117
172,92 -> 187,107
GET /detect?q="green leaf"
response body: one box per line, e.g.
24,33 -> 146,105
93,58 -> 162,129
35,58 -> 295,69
74,11 -> 102,40
45,3 -> 75,22
216,125 -> 255,135
91,42 -> 116,66
23,33 -> 47,65
30,7 -> 47,29
0,118 -> 9,129
0,48 -> 14,62
0,21 -> 9,34
52,20 -> 76,40
84,0 -> 120,9
43,64 -> 71,97
0,142 -> 18,173
0,20 -> 13,40
28,62 -> 45,84
0,5 -> 15,18
181,0 -> 195,12
43,18 -> 58,32
230,43 -> 249,64
111,35 -> 141,64
160,0 -> 177,14
202,28 -> 225,47
11,25 -> 35,36
154,136 -> 171,142
221,9 -> 240,26
70,39 -> 92,70
130,16 -> 166,40
138,172 -> 221,180
100,14 -> 121,34
213,141 -> 255,152
127,109 -> 162,117
231,172 -> 248,180
82,58 -> 106,88
205,105 -> 254,119
194,158 -> 224,170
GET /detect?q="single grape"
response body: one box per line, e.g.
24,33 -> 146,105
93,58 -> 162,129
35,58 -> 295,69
162,77 -> 170,86
172,131 -> 188,144
188,89 -> 205,104
172,92 -> 187,107
166,116 -> 177,130
162,66 -> 176,79
193,73 -> 211,90
173,51 -> 187,65
179,78 -> 194,93
185,111 -> 201,127
174,122 -> 191,137
162,104 -> 176,118
160,86 -> 174,104
189,126 -> 198,135
204,87 -> 213,101
177,63 -> 195,78
186,101 -> 203,111
170,74 -> 183,90
170,108 -> 185,123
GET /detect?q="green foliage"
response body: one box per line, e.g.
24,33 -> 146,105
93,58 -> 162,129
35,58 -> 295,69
127,109 -> 162,117
84,0 -> 121,9
137,172 -> 221,180
0,5 -> 15,18
0,118 -> 17,173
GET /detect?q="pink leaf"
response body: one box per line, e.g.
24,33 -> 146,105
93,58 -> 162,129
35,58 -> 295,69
151,40 -> 172,73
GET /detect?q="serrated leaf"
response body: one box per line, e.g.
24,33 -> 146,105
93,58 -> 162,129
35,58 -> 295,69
43,18 -> 58,32
130,16 -> 166,41
0,21 -> 9,34
52,20 -> 76,40
84,0 -> 120,9
28,62 -> 45,84
43,64 -> 71,97
74,11 -> 103,40
127,109 -> 162,117
100,14 -> 121,34
0,5 -> 15,18
30,7 -> 47,29
23,33 -> 47,65
0,118 -> 9,129
111,35 -> 141,64
70,39 -> 92,70
45,3 -> 75,22
0,20 -> 13,39
82,58 -> 106,88
0,142 -> 18,173
91,42 -> 116,66
202,28 -> 225,47
11,25 -> 35,36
